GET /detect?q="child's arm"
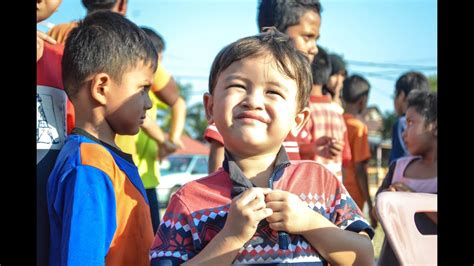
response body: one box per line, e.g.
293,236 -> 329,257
265,190 -> 374,266
140,114 -> 178,160
355,160 -> 376,227
181,188 -> 273,265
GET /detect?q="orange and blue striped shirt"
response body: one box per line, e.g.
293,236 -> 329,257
47,128 -> 154,266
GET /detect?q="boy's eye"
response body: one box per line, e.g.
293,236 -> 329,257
227,84 -> 246,90
267,89 -> 284,98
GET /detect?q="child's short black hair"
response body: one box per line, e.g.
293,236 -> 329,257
328,53 -> 347,76
208,28 -> 312,112
342,74 -> 370,103
140,27 -> 165,54
395,71 -> 430,97
407,90 -> 437,125
257,0 -> 322,33
62,11 -> 158,99
82,0 -> 117,13
311,46 -> 331,86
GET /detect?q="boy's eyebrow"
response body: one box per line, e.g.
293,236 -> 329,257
225,74 -> 248,82
266,81 -> 288,92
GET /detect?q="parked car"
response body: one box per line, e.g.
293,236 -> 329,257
157,154 -> 208,206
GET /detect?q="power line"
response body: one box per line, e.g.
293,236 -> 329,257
346,60 -> 437,71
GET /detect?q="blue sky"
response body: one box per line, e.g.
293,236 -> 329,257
40,0 -> 437,114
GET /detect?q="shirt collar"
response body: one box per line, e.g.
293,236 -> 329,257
223,146 -> 291,198
71,127 -> 135,164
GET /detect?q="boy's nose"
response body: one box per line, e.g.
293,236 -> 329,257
243,91 -> 265,110
144,93 -> 152,110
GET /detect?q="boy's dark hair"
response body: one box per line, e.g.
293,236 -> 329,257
82,0 -> 117,13
62,11 -> 158,99
329,53 -> 347,76
208,28 -> 312,112
407,90 -> 437,125
395,71 -> 430,97
257,0 -> 322,33
140,27 -> 165,54
342,74 -> 370,103
311,46 -> 331,85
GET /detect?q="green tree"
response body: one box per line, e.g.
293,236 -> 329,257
155,81 -> 208,140
381,110 -> 397,140
428,74 -> 437,92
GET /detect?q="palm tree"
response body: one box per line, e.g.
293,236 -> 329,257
155,81 -> 208,141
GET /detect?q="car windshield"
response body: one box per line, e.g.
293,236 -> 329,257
160,156 -> 192,175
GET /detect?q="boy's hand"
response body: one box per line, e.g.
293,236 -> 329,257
157,140 -> 179,161
314,137 -> 342,159
37,30 -> 57,62
223,188 -> 273,245
328,139 -> 343,157
265,190 -> 314,234
388,182 -> 414,192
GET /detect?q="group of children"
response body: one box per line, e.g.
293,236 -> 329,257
37,0 -> 437,265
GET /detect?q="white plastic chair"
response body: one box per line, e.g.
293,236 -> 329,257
376,192 -> 437,265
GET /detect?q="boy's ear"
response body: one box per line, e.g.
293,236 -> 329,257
90,73 -> 111,105
291,106 -> 311,136
203,92 -> 214,124
116,0 -> 128,15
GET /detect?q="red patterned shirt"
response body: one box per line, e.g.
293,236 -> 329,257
150,148 -> 373,265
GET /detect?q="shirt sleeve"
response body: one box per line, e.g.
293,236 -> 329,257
328,179 -> 375,239
203,123 -> 224,145
389,118 -> 408,164
150,194 -> 199,265
152,64 -> 172,92
55,165 -> 117,266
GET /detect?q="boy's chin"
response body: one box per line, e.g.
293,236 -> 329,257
118,128 -> 140,136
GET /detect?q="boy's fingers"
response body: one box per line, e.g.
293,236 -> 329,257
247,196 -> 266,211
265,201 -> 284,212
266,211 -> 284,223
265,190 -> 287,202
238,188 -> 271,206
268,221 -> 285,231
253,208 -> 273,221
37,31 -> 57,45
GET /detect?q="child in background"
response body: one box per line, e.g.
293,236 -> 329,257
324,53 -> 347,113
150,29 -> 374,266
298,46 -> 352,182
341,75 -> 377,227
389,71 -> 430,164
374,90 -> 437,265
47,11 -> 157,265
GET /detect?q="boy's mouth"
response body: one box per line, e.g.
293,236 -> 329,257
235,111 -> 270,124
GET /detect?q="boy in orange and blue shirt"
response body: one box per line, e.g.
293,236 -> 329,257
47,11 -> 157,265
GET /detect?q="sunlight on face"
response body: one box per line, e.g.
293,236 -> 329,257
285,10 -> 321,62
209,55 -> 303,157
106,62 -> 155,136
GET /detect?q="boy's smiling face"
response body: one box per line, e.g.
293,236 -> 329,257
205,55 -> 309,157
105,61 -> 154,136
